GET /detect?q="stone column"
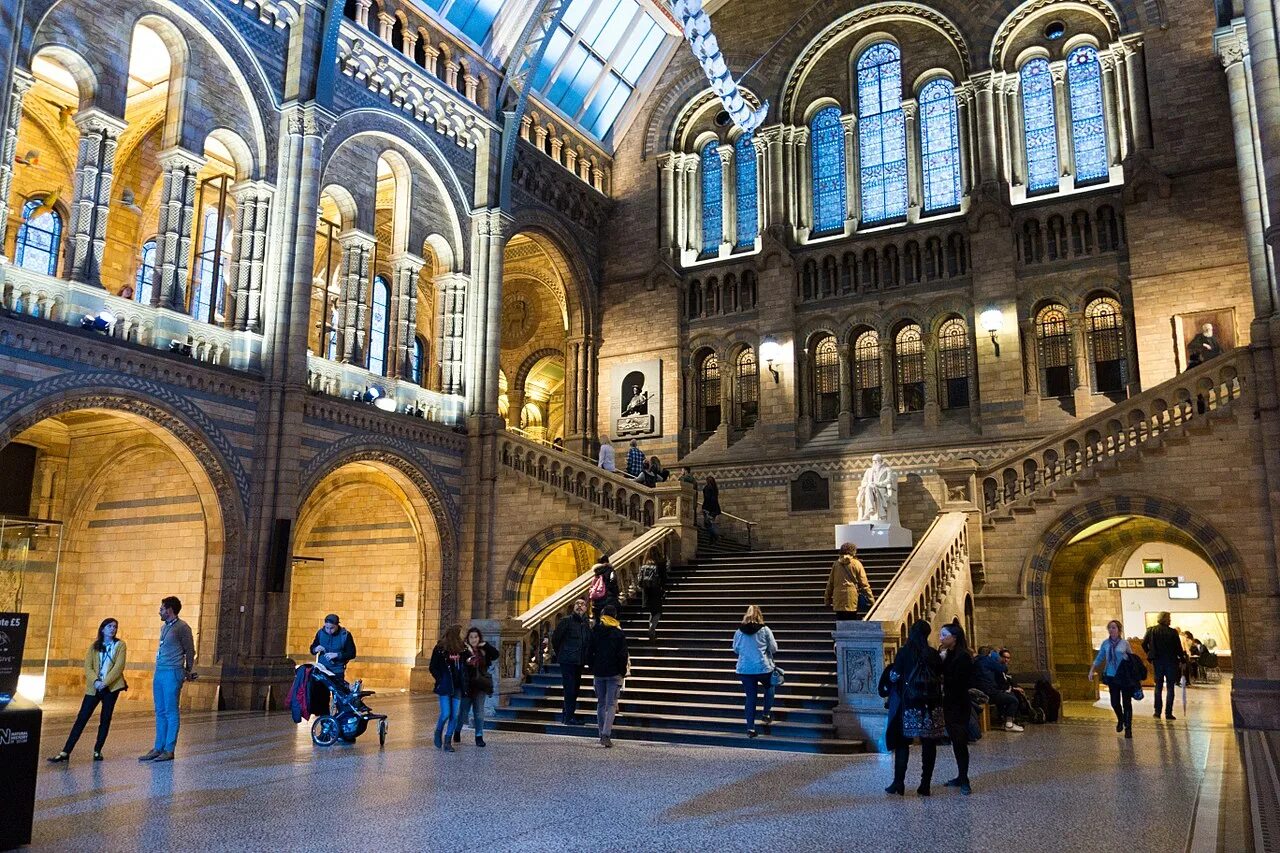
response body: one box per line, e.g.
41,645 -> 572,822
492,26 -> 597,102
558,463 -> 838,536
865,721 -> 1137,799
354,0 -> 372,27
337,230 -> 376,364
923,332 -> 940,429
843,117 -> 858,227
228,181 -> 273,333
564,337 -> 581,438
376,11 -> 394,43
400,28 -> 418,60
657,153 -> 676,258
955,84 -> 974,194
837,347 -> 853,438
1020,316 -> 1041,423
0,69 -> 35,260
762,125 -> 783,230
973,72 -> 999,185
1099,51 -> 1123,167
152,147 -> 206,310
903,100 -> 920,219
879,338 -> 895,436
719,144 -> 733,251
1050,62 -> 1070,185
1006,76 -> 1026,188
422,43 -> 440,78
795,346 -> 812,442
1218,26 -> 1276,316
582,334 -> 599,444
463,208 -> 510,415
435,271 -> 468,393
1070,311 -> 1091,414
390,252 -> 426,379
1120,37 -> 1153,151
65,109 -> 126,286
445,60 -> 461,92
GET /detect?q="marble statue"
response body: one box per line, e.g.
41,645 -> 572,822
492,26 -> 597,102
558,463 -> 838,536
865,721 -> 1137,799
856,454 -> 897,523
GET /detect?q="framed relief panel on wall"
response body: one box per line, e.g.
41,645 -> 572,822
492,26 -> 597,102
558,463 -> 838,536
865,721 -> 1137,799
1173,307 -> 1235,373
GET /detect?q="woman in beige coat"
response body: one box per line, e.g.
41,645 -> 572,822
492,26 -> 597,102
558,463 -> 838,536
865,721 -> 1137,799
825,543 -> 874,620
48,618 -> 127,762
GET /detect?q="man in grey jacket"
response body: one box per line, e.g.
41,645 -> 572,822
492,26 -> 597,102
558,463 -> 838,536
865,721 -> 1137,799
139,595 -> 196,763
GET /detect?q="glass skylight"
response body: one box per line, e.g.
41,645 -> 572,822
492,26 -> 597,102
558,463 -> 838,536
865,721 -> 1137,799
422,0 -> 508,46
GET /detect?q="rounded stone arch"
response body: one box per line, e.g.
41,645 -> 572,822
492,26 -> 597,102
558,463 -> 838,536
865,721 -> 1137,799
802,96 -> 844,126
296,436 -> 461,618
687,340 -> 723,372
1022,494 -> 1250,674
880,301 -> 928,334
27,44 -> 99,110
1021,286 -> 1077,322
513,346 -> 566,397
320,111 -> 469,266
320,184 -> 359,232
989,0 -> 1127,73
502,523 -> 615,610
642,51 -> 771,160
797,315 -> 842,351
502,219 -> 598,340
839,308 -> 887,345
924,294 -> 974,332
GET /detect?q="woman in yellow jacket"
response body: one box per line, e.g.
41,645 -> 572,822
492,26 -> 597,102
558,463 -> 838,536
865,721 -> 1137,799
48,618 -> 127,762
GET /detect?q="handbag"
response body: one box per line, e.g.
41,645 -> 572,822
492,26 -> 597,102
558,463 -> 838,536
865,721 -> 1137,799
588,574 -> 607,600
857,591 -> 874,613
472,670 -> 494,696
770,666 -> 785,687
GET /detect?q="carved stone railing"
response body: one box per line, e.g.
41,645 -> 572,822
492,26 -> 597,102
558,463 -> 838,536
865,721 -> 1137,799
833,511 -> 971,751
979,350 -> 1246,515
305,353 -> 464,426
498,430 -> 664,529
0,264 -> 263,371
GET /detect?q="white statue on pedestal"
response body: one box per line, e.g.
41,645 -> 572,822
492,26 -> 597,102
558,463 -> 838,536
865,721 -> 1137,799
856,454 -> 897,523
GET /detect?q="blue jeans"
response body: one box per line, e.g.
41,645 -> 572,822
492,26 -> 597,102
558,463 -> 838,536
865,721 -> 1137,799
740,673 -> 774,731
459,694 -> 486,736
435,694 -> 462,743
152,666 -> 184,752
1153,661 -> 1180,716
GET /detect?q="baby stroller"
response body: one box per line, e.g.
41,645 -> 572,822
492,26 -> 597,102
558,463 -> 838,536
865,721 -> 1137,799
290,656 -> 388,747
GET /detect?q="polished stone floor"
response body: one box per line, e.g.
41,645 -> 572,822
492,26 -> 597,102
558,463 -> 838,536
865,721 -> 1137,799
29,680 -> 1252,852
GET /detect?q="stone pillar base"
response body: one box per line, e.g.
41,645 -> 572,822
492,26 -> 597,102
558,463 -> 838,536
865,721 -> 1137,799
1232,679 -> 1280,729
192,658 -> 297,711
834,621 -> 892,751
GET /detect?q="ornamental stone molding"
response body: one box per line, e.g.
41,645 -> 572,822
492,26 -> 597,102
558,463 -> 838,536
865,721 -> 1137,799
502,523 -> 615,606
221,0 -> 299,29
989,0 -> 1122,70
693,444 -> 1017,489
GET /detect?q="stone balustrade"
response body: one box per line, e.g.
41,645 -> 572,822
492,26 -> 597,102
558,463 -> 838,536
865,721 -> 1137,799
0,263 -> 262,371
305,353 -> 465,426
979,350 -> 1245,514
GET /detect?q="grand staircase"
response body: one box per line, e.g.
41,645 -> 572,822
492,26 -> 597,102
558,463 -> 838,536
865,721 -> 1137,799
493,544 -> 910,752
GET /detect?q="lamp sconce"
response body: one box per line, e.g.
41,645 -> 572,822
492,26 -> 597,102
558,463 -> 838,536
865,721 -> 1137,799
760,335 -> 782,383
980,309 -> 1003,358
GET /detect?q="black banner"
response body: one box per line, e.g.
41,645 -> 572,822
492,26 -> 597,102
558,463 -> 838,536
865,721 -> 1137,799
1105,577 -> 1180,590
0,612 -> 29,699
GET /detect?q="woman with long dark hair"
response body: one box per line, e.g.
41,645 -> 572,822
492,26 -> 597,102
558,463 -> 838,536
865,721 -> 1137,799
48,618 -> 127,763
701,476 -> 722,542
938,619 -> 975,794
880,619 -> 944,795
455,626 -> 498,747
429,625 -> 467,752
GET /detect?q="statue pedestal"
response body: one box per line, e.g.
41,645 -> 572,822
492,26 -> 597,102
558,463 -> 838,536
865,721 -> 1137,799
834,521 -> 913,549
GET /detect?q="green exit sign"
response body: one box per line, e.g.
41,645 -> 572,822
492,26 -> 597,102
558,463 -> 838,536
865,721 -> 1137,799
1142,559 -> 1164,574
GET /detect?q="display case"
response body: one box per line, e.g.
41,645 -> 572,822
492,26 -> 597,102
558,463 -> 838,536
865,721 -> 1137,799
0,516 -> 63,702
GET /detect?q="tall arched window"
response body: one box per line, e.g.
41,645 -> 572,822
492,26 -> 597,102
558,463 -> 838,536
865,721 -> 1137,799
937,317 -> 970,409
813,335 -> 840,422
14,198 -> 61,275
734,348 -> 759,429
857,43 -> 907,224
696,351 -> 721,433
1021,58 -> 1059,194
700,140 -> 722,254
191,206 -> 232,324
135,239 -> 157,303
895,323 -> 925,414
852,329 -> 881,419
734,135 -> 758,248
1067,46 -> 1108,185
412,334 -> 427,385
919,78 -> 962,213
1085,296 -> 1127,395
369,275 -> 390,376
810,106 -> 846,234
1036,303 -> 1074,397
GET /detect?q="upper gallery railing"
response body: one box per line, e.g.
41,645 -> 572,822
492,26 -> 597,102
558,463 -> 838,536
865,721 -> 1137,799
305,353 -> 465,426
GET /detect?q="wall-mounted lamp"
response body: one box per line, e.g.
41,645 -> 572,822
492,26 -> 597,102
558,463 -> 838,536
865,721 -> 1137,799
760,335 -> 782,383
980,309 -> 1003,357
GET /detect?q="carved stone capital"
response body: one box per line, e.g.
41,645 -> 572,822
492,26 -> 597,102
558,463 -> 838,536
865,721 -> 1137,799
158,146 -> 208,174
73,107 -> 127,138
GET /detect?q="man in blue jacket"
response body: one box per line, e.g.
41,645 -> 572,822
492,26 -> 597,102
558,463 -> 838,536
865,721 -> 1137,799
975,648 -> 1024,732
312,614 -> 357,682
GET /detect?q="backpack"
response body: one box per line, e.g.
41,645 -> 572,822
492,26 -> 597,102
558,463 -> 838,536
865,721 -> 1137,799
1032,679 -> 1062,722
638,562 -> 660,588
589,574 -> 607,601
901,657 -> 942,708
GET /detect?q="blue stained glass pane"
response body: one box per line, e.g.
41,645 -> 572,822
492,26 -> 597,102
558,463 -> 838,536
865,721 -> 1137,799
1022,58 -> 1059,193
920,78 -> 962,213
136,239 -> 156,303
369,276 -> 390,376
701,140 -> 723,253
14,199 -> 61,275
811,106 -> 847,234
734,135 -> 758,248
1068,46 -> 1108,185
857,42 -> 906,223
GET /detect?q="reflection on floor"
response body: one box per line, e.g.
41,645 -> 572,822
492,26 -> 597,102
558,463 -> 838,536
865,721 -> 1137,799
29,683 -> 1252,852
1067,675 -> 1236,728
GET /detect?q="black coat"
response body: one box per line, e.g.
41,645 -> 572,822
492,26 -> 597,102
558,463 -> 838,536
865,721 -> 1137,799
587,622 -> 629,678
701,483 -> 722,517
552,613 -> 592,665
940,649 -> 975,732
1142,625 -> 1187,665
428,644 -> 467,697
462,642 -> 498,697
880,644 -> 941,750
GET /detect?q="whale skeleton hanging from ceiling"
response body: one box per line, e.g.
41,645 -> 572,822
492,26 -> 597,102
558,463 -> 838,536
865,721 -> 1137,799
671,0 -> 769,133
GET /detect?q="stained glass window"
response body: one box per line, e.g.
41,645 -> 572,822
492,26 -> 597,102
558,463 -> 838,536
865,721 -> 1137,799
369,275 -> 390,376
136,239 -> 157,303
895,323 -> 925,414
697,351 -> 721,433
1068,46 -> 1108,185
14,199 -> 61,276
919,78 -> 962,213
857,43 -> 907,224
1086,296 -> 1126,394
810,106 -> 846,234
734,135 -> 758,248
1036,304 -> 1073,397
813,335 -> 840,422
853,329 -> 881,419
1021,58 -> 1059,194
937,317 -> 970,409
701,140 -> 722,254
735,348 -> 759,428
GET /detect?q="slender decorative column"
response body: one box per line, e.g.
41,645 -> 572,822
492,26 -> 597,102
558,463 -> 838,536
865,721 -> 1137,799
719,144 -> 734,251
1020,317 -> 1041,424
1070,311 -> 1092,414
837,347 -> 853,438
1006,76 -> 1026,188
842,115 -> 858,227
336,230 -> 376,364
794,126 -> 809,230
657,153 -> 676,257
228,181 -> 273,332
565,337 -> 581,438
355,0 -> 372,28
879,338 -> 895,436
1050,62 -> 1071,184
1120,37 -> 1153,151
390,252 -> 426,379
65,109 -> 126,286
422,43 -> 440,78
376,12 -> 394,43
400,28 -> 418,60
972,72 -> 999,184
435,271 -> 468,394
0,69 -> 35,260
955,84 -> 974,194
152,147 -> 206,310
463,209 -> 511,415
903,100 -> 921,218
1099,52 -> 1123,167
762,125 -> 783,230
923,333 -> 940,429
